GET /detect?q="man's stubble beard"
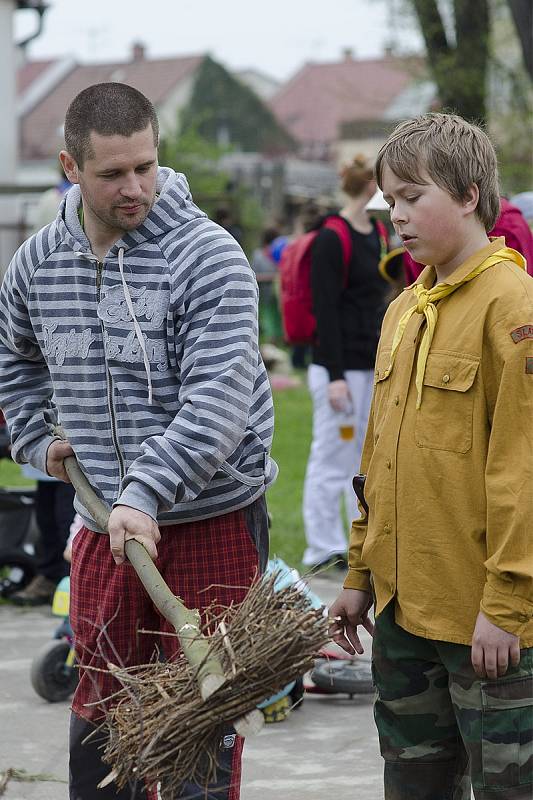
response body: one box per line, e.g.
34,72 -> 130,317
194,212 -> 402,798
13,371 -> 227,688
81,182 -> 156,235
109,190 -> 156,232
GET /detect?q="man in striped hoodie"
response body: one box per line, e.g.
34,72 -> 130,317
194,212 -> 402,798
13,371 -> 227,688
0,83 -> 277,800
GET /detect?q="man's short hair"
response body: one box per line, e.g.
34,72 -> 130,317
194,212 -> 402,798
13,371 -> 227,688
375,113 -> 500,231
64,83 -> 159,167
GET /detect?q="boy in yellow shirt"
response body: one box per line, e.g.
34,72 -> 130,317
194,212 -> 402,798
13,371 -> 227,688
330,113 -> 533,799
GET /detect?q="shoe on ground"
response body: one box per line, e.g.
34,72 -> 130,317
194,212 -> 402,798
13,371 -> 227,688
308,554 -> 348,575
11,575 -> 57,606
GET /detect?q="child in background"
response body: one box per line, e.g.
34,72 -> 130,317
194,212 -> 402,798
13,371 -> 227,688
302,157 -> 390,572
63,513 -> 83,563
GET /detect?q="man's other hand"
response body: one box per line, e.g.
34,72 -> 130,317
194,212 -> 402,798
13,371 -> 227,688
108,505 -> 161,566
471,611 -> 521,679
47,439 -> 75,481
329,588 -> 374,655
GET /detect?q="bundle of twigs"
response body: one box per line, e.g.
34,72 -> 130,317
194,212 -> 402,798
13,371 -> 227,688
98,572 -> 329,796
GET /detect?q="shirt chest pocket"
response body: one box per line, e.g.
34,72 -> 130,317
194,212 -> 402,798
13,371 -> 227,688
373,349 -> 392,430
415,352 -> 479,454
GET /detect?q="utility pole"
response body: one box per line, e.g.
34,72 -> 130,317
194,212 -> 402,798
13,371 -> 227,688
0,0 -> 49,184
0,1 -> 49,278
0,0 -> 17,183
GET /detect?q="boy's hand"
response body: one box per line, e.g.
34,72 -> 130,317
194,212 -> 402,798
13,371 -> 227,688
46,439 -> 75,481
107,505 -> 161,566
329,589 -> 374,655
471,611 -> 520,679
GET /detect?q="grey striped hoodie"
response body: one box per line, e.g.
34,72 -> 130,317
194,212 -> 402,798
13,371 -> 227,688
0,168 -> 277,530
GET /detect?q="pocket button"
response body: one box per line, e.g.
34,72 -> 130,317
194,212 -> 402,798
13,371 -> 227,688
442,373 -> 451,384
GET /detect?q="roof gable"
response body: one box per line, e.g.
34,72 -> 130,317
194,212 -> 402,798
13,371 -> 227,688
17,59 -> 56,93
270,56 -> 427,146
19,54 -> 204,161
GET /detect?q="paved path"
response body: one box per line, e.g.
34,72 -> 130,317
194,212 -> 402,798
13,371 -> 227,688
0,573 -> 383,799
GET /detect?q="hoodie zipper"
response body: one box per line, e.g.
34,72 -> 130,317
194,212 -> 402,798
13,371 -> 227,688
96,259 -> 125,482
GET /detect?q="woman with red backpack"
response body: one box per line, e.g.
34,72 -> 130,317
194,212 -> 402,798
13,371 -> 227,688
301,156 -> 391,572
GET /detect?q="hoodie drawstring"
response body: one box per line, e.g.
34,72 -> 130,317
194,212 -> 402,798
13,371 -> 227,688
117,247 -> 153,405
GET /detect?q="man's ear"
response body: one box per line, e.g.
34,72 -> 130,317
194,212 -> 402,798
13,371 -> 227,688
59,151 -> 80,185
463,183 -> 480,216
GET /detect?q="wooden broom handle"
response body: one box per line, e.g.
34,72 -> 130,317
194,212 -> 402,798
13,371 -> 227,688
63,454 -> 264,736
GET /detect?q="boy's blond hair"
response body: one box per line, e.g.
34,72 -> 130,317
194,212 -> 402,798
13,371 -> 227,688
375,113 -> 500,231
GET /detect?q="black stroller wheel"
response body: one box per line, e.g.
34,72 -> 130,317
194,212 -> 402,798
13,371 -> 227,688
0,548 -> 36,598
30,639 -> 78,702
310,658 -> 374,695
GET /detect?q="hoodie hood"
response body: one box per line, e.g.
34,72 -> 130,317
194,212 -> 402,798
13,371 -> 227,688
52,168 -> 209,405
56,167 -> 205,256
0,164 -> 276,530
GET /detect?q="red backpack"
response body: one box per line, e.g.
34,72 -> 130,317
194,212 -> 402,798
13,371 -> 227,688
279,216 -> 388,344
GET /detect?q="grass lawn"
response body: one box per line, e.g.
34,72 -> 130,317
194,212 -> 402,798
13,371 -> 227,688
267,383 -> 311,568
0,384 -> 313,569
0,458 -> 34,488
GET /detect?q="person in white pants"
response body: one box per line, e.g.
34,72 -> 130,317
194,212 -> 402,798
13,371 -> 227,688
301,155 -> 391,570
302,365 -> 374,567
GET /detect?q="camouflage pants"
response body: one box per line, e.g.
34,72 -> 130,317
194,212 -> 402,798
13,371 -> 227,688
372,602 -> 533,799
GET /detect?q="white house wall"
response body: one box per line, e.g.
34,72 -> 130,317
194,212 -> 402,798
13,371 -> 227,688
157,72 -> 198,139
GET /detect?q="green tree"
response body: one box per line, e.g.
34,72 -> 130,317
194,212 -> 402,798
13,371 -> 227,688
404,0 -> 531,121
159,124 -> 263,255
158,123 -> 230,200
410,0 -> 490,120
392,0 -> 532,189
488,0 -> 533,191
181,57 -> 295,154
506,0 -> 532,79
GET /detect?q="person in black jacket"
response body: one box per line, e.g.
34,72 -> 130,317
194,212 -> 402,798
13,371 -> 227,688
302,155 -> 390,571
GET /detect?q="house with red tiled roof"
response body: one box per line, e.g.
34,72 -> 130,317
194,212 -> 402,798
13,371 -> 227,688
17,58 -> 57,95
18,46 -> 203,179
269,51 -> 435,162
17,44 -> 293,185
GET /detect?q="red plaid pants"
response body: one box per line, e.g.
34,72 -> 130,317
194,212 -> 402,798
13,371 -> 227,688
69,500 -> 266,800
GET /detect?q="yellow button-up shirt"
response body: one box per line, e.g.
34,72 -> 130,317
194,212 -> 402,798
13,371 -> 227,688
344,239 -> 533,646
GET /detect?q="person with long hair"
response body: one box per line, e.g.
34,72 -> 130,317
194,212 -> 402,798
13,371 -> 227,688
302,155 -> 389,571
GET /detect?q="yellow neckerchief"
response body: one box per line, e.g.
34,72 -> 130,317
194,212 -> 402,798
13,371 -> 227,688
383,245 -> 526,409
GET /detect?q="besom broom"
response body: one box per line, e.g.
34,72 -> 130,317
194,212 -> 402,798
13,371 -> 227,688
64,455 -> 329,796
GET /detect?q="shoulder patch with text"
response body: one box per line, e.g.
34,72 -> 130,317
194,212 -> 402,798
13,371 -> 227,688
526,357 -> 533,375
510,324 -> 533,343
